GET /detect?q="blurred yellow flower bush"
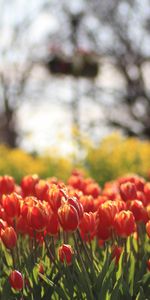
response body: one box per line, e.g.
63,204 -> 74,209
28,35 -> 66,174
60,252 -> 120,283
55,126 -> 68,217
84,133 -> 150,185
0,145 -> 72,183
0,133 -> 150,185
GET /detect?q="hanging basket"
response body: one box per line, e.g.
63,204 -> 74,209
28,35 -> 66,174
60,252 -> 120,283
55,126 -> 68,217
46,51 -> 99,78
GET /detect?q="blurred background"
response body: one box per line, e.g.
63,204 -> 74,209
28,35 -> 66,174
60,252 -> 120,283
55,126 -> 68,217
0,0 -> 150,184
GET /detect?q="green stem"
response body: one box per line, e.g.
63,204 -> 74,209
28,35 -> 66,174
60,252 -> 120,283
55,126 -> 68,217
77,229 -> 92,264
43,236 -> 58,269
10,248 -> 16,269
73,232 -> 95,300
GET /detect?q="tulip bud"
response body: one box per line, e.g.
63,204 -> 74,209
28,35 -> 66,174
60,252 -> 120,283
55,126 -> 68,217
38,263 -> 44,274
46,207 -> 59,235
58,203 -> 79,232
58,244 -> 74,265
120,182 -> 137,201
144,183 -> 150,206
9,270 -> 23,291
79,195 -> 95,213
27,203 -> 48,232
79,212 -> 96,241
114,210 -> 136,238
35,180 -> 50,201
1,226 -> 17,249
68,175 -> 84,190
67,197 -> 83,220
16,215 -> 29,235
0,175 -> 15,196
2,193 -> 21,218
47,185 -> 65,213
127,200 -> 148,223
84,182 -> 101,198
137,191 -> 147,206
147,259 -> 150,271
118,175 -> 145,192
112,245 -> 123,265
96,201 -> 118,240
21,174 -> 39,197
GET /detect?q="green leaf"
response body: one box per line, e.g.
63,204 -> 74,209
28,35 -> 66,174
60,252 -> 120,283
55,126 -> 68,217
135,286 -> 146,300
141,272 -> 150,285
132,235 -> 138,253
111,277 -> 122,300
121,279 -> 132,300
128,253 -> 135,296
38,273 -> 54,287
39,273 -> 69,300
98,260 -> 115,300
73,257 -> 94,300
3,247 -> 13,267
63,265 -> 74,298
134,255 -> 147,295
116,250 -> 124,281
33,265 -> 38,284
94,248 -> 111,293
1,278 -> 13,300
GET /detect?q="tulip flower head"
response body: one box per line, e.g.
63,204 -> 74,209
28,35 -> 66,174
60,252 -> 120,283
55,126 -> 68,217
58,244 -> 74,265
9,270 -> 23,291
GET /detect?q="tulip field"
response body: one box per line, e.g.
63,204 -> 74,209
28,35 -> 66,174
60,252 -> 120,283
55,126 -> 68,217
0,171 -> 150,300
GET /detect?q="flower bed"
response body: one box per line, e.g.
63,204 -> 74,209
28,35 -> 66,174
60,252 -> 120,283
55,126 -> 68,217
0,171 -> 150,299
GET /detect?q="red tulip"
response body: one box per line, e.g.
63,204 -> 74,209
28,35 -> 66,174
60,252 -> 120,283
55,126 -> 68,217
120,182 -> 137,201
119,175 -> 145,192
58,244 -> 74,265
127,200 -> 148,223
112,245 -> 123,265
35,180 -> 50,201
1,226 -> 17,249
9,270 -> 23,291
16,215 -> 29,234
0,176 -> 15,197
79,212 -> 96,241
27,202 -> 48,232
2,193 -> 21,218
58,203 -> 79,232
68,175 -> 84,190
67,197 -> 83,220
21,174 -> 39,197
47,185 -> 65,213
38,263 -> 44,274
144,183 -> 150,206
114,210 -> 136,238
147,259 -> 150,271
84,182 -> 101,198
46,207 -> 59,235
96,201 -> 118,240
79,195 -> 95,213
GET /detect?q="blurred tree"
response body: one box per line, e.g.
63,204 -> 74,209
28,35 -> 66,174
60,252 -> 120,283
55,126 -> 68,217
89,0 -> 150,138
0,0 -> 49,147
91,0 -> 150,138
45,0 -> 150,139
